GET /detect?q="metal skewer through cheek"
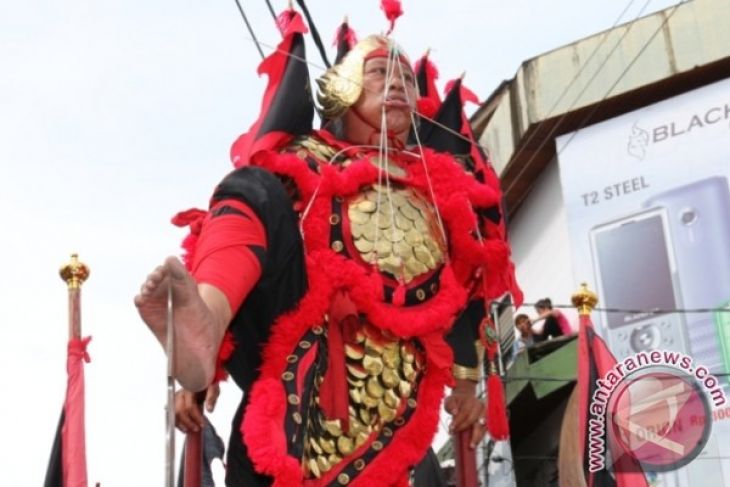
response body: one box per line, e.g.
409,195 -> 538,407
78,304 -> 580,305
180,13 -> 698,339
165,282 -> 176,487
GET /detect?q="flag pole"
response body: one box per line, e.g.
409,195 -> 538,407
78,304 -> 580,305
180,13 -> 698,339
58,253 -> 91,487
60,253 -> 90,340
454,429 -> 478,487
557,283 -> 599,487
572,283 -> 650,486
571,282 -> 598,319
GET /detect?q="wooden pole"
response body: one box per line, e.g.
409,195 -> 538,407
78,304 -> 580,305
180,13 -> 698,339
183,430 -> 203,487
454,339 -> 481,487
454,429 -> 478,487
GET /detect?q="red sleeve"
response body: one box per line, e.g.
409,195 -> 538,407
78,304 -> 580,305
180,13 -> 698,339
192,199 -> 267,315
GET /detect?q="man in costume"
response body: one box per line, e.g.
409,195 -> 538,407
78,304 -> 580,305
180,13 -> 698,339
136,10 -> 519,486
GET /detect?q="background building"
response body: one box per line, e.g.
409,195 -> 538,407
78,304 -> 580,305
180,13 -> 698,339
473,0 -> 730,318
467,0 -> 730,485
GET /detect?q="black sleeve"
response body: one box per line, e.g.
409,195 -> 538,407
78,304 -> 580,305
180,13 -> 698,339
446,299 -> 485,368
211,166 -> 308,392
542,315 -> 564,339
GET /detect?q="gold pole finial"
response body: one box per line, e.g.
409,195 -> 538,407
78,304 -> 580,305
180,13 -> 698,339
423,47 -> 431,58
571,282 -> 598,316
60,253 -> 90,290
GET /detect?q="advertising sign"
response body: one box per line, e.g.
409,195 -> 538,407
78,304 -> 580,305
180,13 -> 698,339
557,77 -> 730,486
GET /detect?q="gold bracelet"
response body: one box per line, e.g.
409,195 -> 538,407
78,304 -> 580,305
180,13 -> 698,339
452,364 -> 480,382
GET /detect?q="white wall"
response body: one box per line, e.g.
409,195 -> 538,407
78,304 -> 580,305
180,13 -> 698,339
507,158 -> 579,330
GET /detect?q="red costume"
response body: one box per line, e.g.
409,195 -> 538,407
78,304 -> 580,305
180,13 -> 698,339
174,9 -> 520,486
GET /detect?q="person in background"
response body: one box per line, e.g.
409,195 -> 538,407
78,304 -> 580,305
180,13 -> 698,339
534,298 -> 572,339
512,313 -> 536,357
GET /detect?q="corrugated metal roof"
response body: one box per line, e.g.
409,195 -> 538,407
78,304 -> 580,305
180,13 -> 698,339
472,0 -> 730,216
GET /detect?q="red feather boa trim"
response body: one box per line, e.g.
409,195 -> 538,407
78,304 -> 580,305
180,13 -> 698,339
240,141 -> 520,484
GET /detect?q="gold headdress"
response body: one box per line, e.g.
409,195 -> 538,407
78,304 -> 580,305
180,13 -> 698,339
316,35 -> 411,119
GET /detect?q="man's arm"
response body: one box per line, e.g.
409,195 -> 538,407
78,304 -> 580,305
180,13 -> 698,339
444,300 -> 487,448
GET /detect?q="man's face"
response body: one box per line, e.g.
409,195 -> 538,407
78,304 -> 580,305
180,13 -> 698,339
516,318 -> 532,336
347,56 -> 417,135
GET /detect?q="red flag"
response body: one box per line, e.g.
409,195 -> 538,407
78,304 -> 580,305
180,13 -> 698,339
332,18 -> 357,64
230,10 -> 313,168
45,337 -> 91,487
444,78 -> 480,106
413,51 -> 441,119
577,315 -> 649,487
421,77 -> 522,305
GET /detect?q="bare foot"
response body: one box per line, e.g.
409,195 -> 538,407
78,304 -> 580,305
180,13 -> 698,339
134,256 -> 219,391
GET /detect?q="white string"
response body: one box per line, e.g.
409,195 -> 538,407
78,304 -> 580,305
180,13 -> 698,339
297,43 -> 458,266
300,147 -> 416,240
326,144 -> 393,164
372,45 -> 398,269
299,142 -> 410,238
396,60 -> 450,257
298,182 -> 321,242
381,46 -> 404,278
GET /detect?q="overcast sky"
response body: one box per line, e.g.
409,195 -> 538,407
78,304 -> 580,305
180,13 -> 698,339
0,1 -> 679,485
